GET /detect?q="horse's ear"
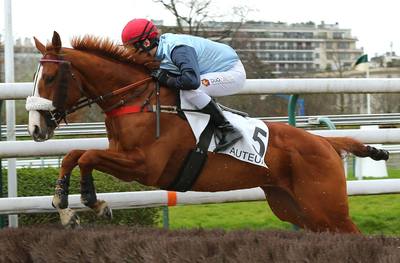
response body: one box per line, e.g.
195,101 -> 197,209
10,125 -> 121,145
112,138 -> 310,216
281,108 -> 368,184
52,31 -> 62,52
33,37 -> 46,55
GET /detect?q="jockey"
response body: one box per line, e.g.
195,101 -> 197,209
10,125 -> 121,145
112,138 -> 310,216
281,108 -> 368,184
121,18 -> 246,152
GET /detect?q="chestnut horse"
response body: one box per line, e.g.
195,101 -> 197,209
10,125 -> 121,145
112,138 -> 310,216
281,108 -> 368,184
28,32 -> 388,232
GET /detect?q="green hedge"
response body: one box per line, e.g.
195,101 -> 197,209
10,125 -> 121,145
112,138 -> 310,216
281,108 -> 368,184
0,167 -> 161,226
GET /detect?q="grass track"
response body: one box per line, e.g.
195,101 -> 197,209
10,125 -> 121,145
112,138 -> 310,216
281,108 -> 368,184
162,194 -> 400,235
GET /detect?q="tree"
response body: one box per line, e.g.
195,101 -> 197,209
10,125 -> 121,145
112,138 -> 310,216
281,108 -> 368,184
153,0 -> 253,36
153,0 -> 213,35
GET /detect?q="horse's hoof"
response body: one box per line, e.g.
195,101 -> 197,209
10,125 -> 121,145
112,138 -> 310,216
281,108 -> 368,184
59,208 -> 81,229
101,206 -> 113,220
95,200 -> 113,220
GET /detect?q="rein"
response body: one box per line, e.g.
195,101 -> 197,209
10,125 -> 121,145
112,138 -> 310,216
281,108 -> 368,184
67,76 -> 154,116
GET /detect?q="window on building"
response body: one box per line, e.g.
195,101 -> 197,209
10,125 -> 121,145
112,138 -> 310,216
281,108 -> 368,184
333,32 -> 344,39
270,32 -> 285,38
337,42 -> 350,49
339,53 -> 350,60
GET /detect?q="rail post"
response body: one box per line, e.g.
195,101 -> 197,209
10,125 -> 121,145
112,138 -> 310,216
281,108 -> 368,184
288,94 -> 299,126
162,207 -> 169,229
0,100 -> 3,228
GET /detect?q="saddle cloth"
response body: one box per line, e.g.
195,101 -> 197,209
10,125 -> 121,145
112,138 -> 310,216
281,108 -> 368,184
180,93 -> 269,168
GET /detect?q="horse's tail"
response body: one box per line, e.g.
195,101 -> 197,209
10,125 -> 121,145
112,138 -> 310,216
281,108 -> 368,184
325,137 -> 389,161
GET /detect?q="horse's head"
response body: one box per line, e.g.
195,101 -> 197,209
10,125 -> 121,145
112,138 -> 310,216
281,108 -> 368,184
27,31 -> 83,141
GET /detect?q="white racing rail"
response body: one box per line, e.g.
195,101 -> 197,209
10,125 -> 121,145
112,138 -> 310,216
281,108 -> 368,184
1,128 -> 400,158
1,79 -> 400,219
0,179 -> 400,215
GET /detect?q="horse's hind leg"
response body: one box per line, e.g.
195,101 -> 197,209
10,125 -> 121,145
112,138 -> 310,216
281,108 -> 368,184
261,186 -> 307,229
261,182 -> 359,233
53,150 -> 85,228
288,157 -> 360,233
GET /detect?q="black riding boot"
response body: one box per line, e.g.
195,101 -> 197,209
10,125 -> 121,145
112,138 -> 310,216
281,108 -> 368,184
201,100 -> 243,152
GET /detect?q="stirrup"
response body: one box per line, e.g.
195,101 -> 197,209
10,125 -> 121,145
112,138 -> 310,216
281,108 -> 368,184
214,130 -> 243,152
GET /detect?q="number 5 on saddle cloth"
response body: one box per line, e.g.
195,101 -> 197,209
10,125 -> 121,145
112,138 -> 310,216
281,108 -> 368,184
167,104 -> 269,192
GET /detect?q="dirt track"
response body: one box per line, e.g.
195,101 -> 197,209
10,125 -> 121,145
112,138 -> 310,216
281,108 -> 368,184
0,226 -> 399,262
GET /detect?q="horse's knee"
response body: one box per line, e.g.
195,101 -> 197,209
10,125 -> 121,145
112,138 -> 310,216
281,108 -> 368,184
62,150 -> 85,170
77,150 -> 99,170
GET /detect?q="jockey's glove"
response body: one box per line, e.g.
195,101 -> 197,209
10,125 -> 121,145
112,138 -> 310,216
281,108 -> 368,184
151,69 -> 174,88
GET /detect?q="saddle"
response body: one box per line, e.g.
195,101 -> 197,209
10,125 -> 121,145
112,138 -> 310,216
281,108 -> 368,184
166,95 -> 268,192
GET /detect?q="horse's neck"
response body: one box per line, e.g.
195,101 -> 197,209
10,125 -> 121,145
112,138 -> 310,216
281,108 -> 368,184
68,49 -> 145,86
66,49 -> 177,109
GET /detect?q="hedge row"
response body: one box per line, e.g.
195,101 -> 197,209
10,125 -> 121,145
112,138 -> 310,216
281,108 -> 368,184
0,167 -> 161,226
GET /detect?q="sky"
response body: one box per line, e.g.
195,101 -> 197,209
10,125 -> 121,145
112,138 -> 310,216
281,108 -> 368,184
1,0 -> 399,57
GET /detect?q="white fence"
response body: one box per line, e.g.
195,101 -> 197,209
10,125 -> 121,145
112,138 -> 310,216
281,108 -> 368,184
1,128 -> 400,158
2,78 -> 400,99
1,80 -> 400,217
1,179 -> 400,215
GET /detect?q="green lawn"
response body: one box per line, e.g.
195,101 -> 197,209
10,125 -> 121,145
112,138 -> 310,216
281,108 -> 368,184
161,194 -> 400,235
160,169 -> 400,235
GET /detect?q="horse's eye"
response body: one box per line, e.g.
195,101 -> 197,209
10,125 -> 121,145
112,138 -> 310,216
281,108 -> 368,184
44,75 -> 56,85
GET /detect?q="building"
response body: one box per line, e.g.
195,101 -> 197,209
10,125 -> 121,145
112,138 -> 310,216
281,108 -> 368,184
371,52 -> 400,68
163,21 -> 364,76
0,36 -> 41,82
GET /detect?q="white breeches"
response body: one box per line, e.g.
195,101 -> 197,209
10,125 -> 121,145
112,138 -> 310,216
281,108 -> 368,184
181,60 -> 246,109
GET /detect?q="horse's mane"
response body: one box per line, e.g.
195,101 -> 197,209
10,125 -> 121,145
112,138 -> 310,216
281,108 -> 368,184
70,35 -> 158,67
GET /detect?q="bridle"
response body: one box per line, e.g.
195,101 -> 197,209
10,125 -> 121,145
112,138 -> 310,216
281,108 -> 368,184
36,57 -> 155,127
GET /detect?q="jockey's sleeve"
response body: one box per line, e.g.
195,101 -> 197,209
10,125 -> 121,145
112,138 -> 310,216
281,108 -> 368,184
166,45 -> 201,90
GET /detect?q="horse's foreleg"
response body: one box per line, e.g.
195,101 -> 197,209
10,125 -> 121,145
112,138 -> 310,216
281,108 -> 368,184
77,149 -> 147,219
53,150 -> 86,228
79,172 -> 113,220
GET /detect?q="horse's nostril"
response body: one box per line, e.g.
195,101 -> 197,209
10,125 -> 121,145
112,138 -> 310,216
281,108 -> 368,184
33,125 -> 40,135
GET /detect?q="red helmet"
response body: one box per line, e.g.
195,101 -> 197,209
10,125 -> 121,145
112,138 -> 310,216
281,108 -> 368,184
121,18 -> 158,45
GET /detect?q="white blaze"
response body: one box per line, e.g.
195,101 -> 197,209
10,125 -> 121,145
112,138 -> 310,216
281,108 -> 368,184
26,65 -> 53,136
